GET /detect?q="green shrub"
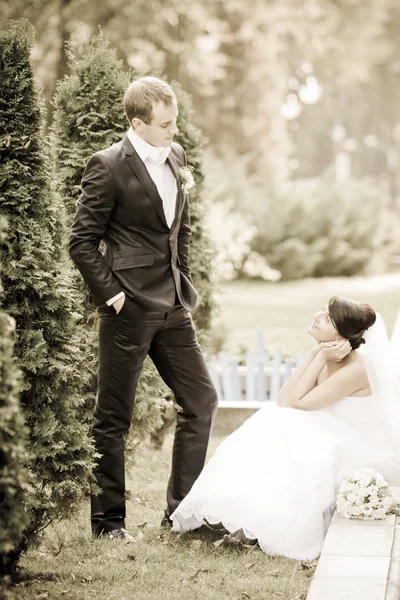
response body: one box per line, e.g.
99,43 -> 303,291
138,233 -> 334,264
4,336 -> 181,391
252,177 -> 396,280
0,19 -> 95,564
173,83 -> 218,344
0,218 -> 30,580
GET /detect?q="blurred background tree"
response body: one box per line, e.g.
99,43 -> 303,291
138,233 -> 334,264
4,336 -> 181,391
2,0 -> 399,278
172,82 -> 217,342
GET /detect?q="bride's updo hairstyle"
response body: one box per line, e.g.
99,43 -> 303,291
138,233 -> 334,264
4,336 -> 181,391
328,297 -> 376,349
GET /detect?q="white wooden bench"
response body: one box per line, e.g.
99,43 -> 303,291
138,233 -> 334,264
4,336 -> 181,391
209,312 -> 400,408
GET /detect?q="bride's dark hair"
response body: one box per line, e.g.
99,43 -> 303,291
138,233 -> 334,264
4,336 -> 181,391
328,297 -> 376,350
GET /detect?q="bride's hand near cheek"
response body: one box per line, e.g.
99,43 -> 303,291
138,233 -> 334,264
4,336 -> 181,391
308,343 -> 329,359
320,340 -> 352,362
308,344 -> 324,358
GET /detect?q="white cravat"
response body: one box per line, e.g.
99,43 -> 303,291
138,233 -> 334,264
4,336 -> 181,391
106,129 -> 178,307
146,145 -> 172,165
127,128 -> 177,228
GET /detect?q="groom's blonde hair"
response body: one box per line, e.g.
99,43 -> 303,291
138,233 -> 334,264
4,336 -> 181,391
124,77 -> 177,125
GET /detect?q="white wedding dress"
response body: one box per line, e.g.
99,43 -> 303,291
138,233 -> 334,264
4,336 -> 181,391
171,394 -> 400,561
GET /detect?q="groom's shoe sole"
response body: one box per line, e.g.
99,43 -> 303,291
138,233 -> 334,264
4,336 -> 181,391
97,528 -> 136,542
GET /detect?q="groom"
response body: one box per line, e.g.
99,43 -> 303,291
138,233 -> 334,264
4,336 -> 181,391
69,76 -> 218,541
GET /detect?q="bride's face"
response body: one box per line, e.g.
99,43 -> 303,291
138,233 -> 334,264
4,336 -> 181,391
307,307 -> 343,343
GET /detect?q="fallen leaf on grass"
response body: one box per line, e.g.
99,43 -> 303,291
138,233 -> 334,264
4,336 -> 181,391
136,531 -> 144,541
51,540 -> 64,556
213,537 -> 225,548
35,594 -> 49,599
190,539 -> 203,549
266,569 -> 279,577
157,532 -> 171,545
243,543 -> 258,550
300,560 -> 318,570
244,560 -> 258,569
188,568 -> 211,581
81,576 -> 93,583
271,593 -> 285,599
179,568 -> 211,582
301,562 -> 317,578
133,521 -> 148,528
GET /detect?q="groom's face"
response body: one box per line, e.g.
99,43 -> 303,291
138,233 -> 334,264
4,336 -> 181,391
135,101 -> 179,148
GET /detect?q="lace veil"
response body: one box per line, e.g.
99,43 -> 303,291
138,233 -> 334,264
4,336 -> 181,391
358,313 -> 400,482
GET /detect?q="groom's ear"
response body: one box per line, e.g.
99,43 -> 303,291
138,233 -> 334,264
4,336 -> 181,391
131,118 -> 143,132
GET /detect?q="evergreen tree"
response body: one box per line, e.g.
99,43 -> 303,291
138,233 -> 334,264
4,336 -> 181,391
52,32 -> 130,226
173,82 -> 217,344
0,19 -> 95,562
52,32 -> 167,442
0,219 -> 30,580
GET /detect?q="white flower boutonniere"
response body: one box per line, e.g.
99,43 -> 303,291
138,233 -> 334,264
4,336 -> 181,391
179,166 -> 195,194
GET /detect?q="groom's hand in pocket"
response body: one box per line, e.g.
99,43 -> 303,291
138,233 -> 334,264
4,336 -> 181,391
112,294 -> 126,314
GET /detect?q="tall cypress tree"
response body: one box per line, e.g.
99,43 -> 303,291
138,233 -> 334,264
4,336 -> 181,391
173,82 -> 217,344
52,33 -> 167,443
0,219 -> 29,579
0,19 -> 95,561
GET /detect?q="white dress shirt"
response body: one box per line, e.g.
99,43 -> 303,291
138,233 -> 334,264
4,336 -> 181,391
106,128 -> 178,306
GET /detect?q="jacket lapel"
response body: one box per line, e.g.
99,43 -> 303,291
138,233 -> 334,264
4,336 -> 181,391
123,135 -> 168,227
167,150 -> 183,226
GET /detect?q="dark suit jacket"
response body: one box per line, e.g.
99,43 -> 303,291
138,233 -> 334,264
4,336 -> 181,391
69,135 -> 198,312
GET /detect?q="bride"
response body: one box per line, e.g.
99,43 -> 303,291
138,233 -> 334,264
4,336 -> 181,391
171,297 -> 400,561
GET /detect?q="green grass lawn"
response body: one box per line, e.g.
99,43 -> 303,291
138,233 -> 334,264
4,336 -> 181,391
12,274 -> 400,600
14,435 -> 313,600
214,274 -> 400,357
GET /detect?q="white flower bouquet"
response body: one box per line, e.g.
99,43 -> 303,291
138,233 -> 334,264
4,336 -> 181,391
336,468 -> 393,520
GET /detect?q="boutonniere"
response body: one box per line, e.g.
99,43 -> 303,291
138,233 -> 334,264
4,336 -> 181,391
179,166 -> 195,194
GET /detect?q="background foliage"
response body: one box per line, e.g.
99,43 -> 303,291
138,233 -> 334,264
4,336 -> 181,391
52,33 -> 169,443
2,0 -> 400,279
252,177 -> 395,280
52,34 -> 217,451
0,19 -> 95,569
173,82 -> 217,342
0,220 -> 30,580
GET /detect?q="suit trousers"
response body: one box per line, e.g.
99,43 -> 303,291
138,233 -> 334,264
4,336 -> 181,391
90,294 -> 218,535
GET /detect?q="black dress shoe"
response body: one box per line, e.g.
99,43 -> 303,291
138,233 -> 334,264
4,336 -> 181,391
160,514 -> 173,528
100,528 -> 136,542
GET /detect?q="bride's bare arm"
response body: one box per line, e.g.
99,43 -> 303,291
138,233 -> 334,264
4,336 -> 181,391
277,346 -> 321,406
289,358 -> 369,411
